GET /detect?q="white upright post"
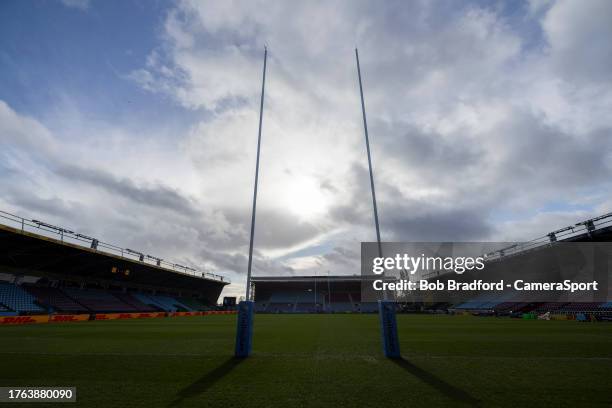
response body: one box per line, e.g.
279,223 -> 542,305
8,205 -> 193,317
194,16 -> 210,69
235,47 -> 267,358
355,48 -> 400,358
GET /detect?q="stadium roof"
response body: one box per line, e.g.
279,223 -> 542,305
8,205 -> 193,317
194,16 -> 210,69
252,275 -> 393,283
483,212 -> 612,261
0,209 -> 227,284
0,219 -> 228,294
423,219 -> 612,280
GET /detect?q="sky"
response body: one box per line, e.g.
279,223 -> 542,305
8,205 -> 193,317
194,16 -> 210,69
1,0 -> 611,298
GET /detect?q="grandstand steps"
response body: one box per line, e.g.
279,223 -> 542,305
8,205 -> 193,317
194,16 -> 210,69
131,293 -> 192,312
62,287 -> 137,313
176,297 -> 208,311
24,285 -> 89,313
61,293 -> 92,312
113,293 -> 159,312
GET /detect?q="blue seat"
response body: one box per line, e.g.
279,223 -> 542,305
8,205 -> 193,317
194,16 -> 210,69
0,282 -> 45,313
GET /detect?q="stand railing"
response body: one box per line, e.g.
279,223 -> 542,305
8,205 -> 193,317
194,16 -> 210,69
0,210 -> 228,283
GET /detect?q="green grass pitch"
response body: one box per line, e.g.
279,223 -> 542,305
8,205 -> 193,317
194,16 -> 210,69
1,314 -> 610,407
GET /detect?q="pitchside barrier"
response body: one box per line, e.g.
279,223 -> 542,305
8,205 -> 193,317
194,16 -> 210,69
0,311 -> 236,325
0,315 -> 49,325
95,312 -> 167,320
49,314 -> 90,323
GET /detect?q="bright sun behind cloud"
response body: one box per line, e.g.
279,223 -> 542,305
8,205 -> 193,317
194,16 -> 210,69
281,176 -> 329,220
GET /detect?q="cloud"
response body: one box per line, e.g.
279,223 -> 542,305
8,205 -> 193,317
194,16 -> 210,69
54,164 -> 200,217
0,99 -> 328,295
127,0 -> 611,278
60,0 -> 90,11
542,0 -> 612,83
4,1 -> 612,297
0,100 -> 56,154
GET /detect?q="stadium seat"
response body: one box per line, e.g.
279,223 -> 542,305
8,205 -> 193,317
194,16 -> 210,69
0,282 -> 46,313
294,292 -> 318,313
153,295 -> 192,311
358,303 -> 378,313
599,301 -> 612,310
554,302 -> 605,313
132,293 -> 191,312
329,293 -> 350,302
533,302 -> 567,313
493,302 -> 532,313
114,293 -> 159,312
176,296 -> 209,311
269,292 -> 299,303
267,303 -> 296,313
62,288 -> 136,313
328,302 -> 354,312
255,302 -> 268,312
266,292 -> 299,313
24,286 -> 88,313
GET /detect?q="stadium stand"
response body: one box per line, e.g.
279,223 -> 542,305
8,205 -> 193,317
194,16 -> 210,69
62,288 -> 136,312
294,292 -> 318,313
1,283 -> 216,314
0,282 -> 45,314
267,303 -> 295,313
255,302 -> 268,312
177,296 -> 209,311
493,302 -> 533,314
328,302 -> 354,312
533,302 -> 567,313
154,295 -> 192,311
451,300 -> 612,316
253,277 -> 393,313
329,293 -> 350,303
0,211 -> 229,313
113,292 -> 159,312
454,301 -> 501,310
358,303 -> 378,313
269,292 -> 299,303
2,208 -> 611,316
132,293 -> 192,312
294,304 -> 316,313
314,293 -> 351,312
265,292 -> 298,313
24,285 -> 88,313
452,291 -> 516,311
559,302 -> 601,312
554,302 -> 607,313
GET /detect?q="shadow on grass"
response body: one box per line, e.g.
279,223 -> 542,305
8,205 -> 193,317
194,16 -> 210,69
170,357 -> 244,406
392,358 -> 481,407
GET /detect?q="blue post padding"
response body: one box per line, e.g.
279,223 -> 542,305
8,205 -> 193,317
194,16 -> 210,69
235,300 -> 254,358
378,300 -> 401,359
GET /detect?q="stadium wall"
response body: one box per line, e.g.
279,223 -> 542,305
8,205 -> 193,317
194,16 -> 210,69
0,310 -> 236,325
